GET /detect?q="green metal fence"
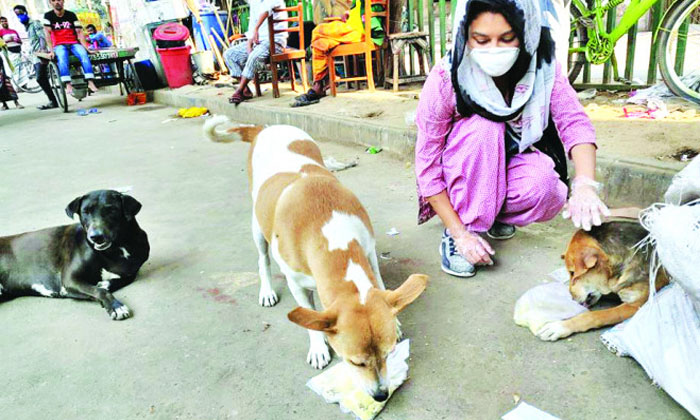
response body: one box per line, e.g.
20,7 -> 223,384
226,0 -> 681,89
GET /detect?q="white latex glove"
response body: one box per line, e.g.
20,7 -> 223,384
452,228 -> 495,265
562,176 -> 611,231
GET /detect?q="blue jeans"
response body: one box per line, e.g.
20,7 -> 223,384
55,43 -> 94,83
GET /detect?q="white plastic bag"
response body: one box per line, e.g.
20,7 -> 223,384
600,186 -> 700,417
601,284 -> 700,418
664,155 -> 700,206
306,340 -> 410,420
513,268 -> 588,335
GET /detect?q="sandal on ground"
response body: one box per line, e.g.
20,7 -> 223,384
38,102 -> 59,110
291,90 -> 323,107
228,91 -> 247,105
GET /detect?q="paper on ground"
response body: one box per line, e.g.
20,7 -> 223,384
513,268 -> 588,335
306,339 -> 410,420
502,402 -> 562,420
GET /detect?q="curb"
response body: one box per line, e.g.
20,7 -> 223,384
153,88 -> 685,208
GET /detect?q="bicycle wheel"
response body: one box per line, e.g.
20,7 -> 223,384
567,1 -> 589,83
15,59 -> 42,93
48,61 -> 68,113
657,0 -> 700,104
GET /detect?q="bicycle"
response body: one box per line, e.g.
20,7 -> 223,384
2,47 -> 42,94
568,0 -> 700,104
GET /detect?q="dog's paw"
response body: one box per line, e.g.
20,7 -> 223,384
307,342 -> 331,370
536,321 -> 572,341
258,287 -> 279,307
108,300 -> 132,321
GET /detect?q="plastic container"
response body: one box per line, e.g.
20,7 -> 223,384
153,22 -> 190,41
192,51 -> 215,74
133,60 -> 162,90
192,11 -> 230,50
156,46 -> 193,88
153,23 -> 189,49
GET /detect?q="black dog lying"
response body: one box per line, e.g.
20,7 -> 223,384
0,190 -> 149,320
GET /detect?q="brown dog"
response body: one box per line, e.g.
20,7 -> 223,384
537,220 -> 669,341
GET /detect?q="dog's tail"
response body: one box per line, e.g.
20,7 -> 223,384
203,115 -> 264,144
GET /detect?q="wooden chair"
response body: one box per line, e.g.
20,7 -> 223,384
326,0 -> 389,96
253,2 -> 309,98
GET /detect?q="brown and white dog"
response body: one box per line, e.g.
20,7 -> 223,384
537,219 -> 669,341
204,117 -> 428,402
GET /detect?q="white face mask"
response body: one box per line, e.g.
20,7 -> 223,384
469,47 -> 520,77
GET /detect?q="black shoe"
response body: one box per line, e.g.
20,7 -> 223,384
37,102 -> 59,110
487,221 -> 516,240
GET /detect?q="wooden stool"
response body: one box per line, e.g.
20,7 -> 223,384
386,31 -> 431,92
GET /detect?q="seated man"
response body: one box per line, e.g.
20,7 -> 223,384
222,0 -> 288,105
85,24 -> 112,49
43,0 -> 98,95
293,0 -> 384,107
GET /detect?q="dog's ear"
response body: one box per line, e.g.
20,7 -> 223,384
65,195 -> 83,219
583,253 -> 598,269
384,274 -> 429,315
288,307 -> 337,333
121,194 -> 142,221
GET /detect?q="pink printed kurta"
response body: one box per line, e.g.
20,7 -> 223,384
415,62 -> 596,231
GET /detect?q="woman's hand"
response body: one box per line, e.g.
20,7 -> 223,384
562,176 -> 610,231
452,227 -> 495,265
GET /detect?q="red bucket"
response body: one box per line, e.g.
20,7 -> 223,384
157,46 -> 193,89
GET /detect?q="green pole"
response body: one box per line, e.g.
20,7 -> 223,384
602,6 -> 616,84
646,0 -> 664,85
428,0 -> 435,64
624,23 -> 638,81
674,17 -> 689,76
408,0 -> 415,73
439,0 -> 446,57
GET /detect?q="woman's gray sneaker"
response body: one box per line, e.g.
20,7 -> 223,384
440,229 -> 476,278
487,221 -> 516,240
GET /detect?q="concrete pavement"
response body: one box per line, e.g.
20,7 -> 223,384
0,93 -> 692,419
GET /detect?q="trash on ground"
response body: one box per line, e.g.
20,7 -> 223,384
307,339 -> 410,420
365,146 -> 382,154
161,118 -> 177,124
502,401 -> 561,420
628,70 -> 700,104
76,107 -> 99,116
513,268 -> 588,335
178,107 -> 209,118
404,110 -> 416,126
577,88 -> 597,100
622,98 -> 668,119
667,147 -> 700,163
386,228 -> 400,236
324,156 -> 359,172
379,252 -> 392,260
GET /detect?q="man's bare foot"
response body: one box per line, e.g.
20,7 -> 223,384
65,82 -> 73,96
88,81 -> 98,93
